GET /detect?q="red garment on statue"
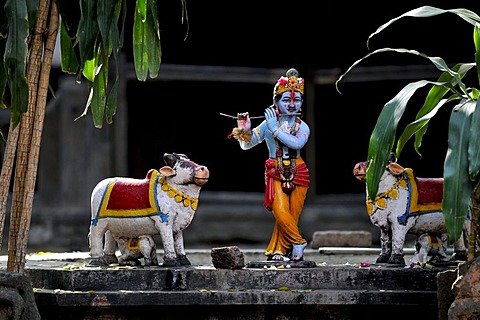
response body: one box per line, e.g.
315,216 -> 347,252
263,158 -> 310,211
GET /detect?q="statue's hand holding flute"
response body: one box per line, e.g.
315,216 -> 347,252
236,112 -> 251,132
223,105 -> 301,142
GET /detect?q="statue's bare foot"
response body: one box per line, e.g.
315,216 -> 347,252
269,254 -> 290,261
292,243 -> 307,261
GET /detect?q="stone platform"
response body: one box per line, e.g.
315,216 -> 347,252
0,248 -> 460,320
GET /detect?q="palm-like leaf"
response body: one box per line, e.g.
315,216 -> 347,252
444,100 -> 475,240
336,6 -> 480,242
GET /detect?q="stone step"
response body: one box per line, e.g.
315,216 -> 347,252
27,264 -> 442,292
12,248 -> 459,319
33,288 -> 437,307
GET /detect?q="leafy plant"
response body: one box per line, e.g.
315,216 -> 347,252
0,0 -> 187,272
335,6 -> 480,256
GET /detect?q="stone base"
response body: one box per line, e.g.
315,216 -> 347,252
310,230 -> 372,248
245,260 -> 317,268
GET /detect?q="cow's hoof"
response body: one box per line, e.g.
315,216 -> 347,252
119,259 -> 141,266
450,250 -> 468,261
388,254 -> 405,265
162,257 -> 178,267
144,259 -> 159,267
88,258 -> 109,267
177,255 -> 191,266
376,254 -> 390,263
104,254 -> 119,265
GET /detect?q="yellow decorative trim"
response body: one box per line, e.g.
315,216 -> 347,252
159,176 -> 199,211
366,177 -> 407,216
365,168 -> 442,216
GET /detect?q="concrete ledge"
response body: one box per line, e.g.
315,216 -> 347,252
0,249 -> 460,319
310,230 -> 372,248
25,265 -> 444,292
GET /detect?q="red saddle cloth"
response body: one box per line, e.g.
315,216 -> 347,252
415,177 -> 443,204
106,169 -> 156,210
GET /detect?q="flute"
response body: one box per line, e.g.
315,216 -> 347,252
219,112 -> 302,120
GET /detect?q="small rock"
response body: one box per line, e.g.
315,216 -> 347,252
211,246 -> 245,269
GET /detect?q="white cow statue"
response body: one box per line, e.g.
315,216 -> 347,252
353,156 -> 469,265
88,153 -> 209,267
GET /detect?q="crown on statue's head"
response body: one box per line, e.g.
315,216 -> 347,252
273,68 -> 304,96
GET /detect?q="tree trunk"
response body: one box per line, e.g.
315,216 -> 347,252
469,181 -> 480,261
0,122 -> 19,251
7,0 -> 58,273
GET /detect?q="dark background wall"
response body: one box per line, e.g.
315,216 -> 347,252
120,1 -> 479,195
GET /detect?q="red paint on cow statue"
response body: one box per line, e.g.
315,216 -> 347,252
415,177 -> 443,205
106,170 -> 156,210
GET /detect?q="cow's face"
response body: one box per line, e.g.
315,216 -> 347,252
161,153 -> 209,186
353,160 -> 405,182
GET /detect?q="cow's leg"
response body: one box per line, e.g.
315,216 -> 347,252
155,220 -> 178,267
376,228 -> 392,263
173,230 -> 191,266
88,223 -> 109,266
389,223 -> 409,265
103,230 -> 119,265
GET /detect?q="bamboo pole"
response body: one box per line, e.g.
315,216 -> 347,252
7,0 -> 52,273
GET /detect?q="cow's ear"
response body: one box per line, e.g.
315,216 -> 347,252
387,162 -> 404,175
159,166 -> 176,177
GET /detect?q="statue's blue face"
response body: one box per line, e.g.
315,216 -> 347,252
277,91 -> 302,114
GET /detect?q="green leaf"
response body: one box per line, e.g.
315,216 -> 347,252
336,48 -> 469,95
136,0 -> 146,22
26,0 -> 38,32
416,63 -> 472,119
366,6 -> 480,49
82,57 -> 96,82
77,0 -> 99,69
104,6 -> 122,124
118,0 -> 127,49
366,80 -> 433,199
4,0 -> 29,128
409,63 -> 473,156
105,80 -> 118,124
396,98 -> 448,158
443,100 -> 475,242
146,0 -> 160,78
97,0 -> 117,47
59,18 -> 79,74
91,53 -> 107,128
475,26 -> 480,91
469,99 -> 480,180
133,0 -> 148,81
